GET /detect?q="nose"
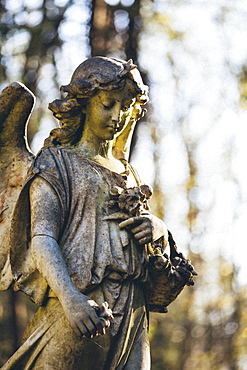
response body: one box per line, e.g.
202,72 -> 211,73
111,103 -> 122,123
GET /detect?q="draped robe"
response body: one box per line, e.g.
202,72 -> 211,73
2,146 -> 151,370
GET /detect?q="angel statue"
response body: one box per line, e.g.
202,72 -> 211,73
0,57 -> 196,370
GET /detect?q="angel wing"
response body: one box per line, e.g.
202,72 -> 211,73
0,82 -> 35,290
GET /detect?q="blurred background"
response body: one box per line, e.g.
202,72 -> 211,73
1,0 -> 247,368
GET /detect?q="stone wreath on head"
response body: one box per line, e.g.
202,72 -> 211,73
45,56 -> 149,147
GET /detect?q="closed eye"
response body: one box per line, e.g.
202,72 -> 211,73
98,95 -> 116,110
101,99 -> 117,110
103,102 -> 114,109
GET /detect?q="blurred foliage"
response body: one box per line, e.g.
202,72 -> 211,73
1,0 -> 247,369
0,0 -> 70,142
90,0 -> 141,61
0,292 -> 36,365
150,253 -> 247,370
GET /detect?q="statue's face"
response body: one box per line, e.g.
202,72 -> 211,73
83,82 -> 137,141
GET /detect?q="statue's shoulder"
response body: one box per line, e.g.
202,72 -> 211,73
29,146 -> 117,188
27,146 -> 95,182
30,146 -> 69,172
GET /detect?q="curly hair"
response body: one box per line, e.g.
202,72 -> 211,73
45,57 -> 148,147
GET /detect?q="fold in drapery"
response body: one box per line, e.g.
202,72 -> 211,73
2,282 -> 149,370
4,146 -> 150,369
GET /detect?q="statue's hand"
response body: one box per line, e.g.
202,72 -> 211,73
119,214 -> 168,245
60,292 -> 110,338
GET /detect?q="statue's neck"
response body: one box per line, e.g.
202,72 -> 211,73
75,139 -> 113,159
75,138 -> 129,174
76,124 -> 115,158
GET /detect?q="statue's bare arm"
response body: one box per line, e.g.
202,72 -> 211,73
29,177 -> 108,337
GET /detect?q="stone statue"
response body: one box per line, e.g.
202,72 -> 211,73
0,57 -> 196,369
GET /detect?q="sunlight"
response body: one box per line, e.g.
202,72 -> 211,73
138,0 -> 247,285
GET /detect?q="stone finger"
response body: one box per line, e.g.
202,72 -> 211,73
76,321 -> 88,337
138,235 -> 152,245
134,230 -> 149,240
119,217 -> 136,228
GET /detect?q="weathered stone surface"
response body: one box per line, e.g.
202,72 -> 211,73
0,82 -> 34,290
0,57 -> 196,369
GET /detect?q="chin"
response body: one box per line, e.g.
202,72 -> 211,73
106,132 -> 116,141
100,135 -> 114,141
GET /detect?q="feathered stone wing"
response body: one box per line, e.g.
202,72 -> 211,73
0,82 -> 35,290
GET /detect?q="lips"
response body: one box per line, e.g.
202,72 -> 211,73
107,124 -> 119,132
